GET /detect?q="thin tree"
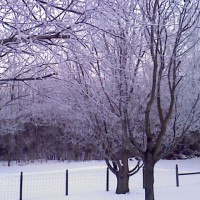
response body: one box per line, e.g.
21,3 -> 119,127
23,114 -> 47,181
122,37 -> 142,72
134,1 -> 200,200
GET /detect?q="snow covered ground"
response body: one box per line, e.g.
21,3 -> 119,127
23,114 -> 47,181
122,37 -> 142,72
1,158 -> 200,200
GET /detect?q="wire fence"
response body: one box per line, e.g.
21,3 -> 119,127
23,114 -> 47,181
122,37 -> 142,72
0,173 -> 19,200
0,164 -> 199,200
176,164 -> 200,187
69,167 -> 107,194
23,171 -> 65,199
0,170 -> 66,200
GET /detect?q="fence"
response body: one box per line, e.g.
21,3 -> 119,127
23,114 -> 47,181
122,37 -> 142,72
0,170 -> 66,200
0,164 -> 199,200
176,164 -> 200,187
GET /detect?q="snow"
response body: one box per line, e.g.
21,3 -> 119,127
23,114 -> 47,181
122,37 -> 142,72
1,158 -> 200,200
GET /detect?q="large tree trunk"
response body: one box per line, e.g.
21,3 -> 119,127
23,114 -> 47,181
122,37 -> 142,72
116,174 -> 129,194
143,152 -> 155,200
116,158 -> 130,194
106,152 -> 130,194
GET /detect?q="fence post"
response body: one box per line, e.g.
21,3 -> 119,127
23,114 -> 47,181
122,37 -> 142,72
143,167 -> 145,189
19,172 -> 23,200
66,169 -> 68,195
176,164 -> 179,187
106,167 -> 109,191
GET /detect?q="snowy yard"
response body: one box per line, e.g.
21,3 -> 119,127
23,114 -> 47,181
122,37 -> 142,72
1,158 -> 200,200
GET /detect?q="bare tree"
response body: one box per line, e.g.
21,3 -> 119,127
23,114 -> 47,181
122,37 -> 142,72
0,0 -> 99,87
0,0 -> 98,134
73,0 -> 200,198
0,1 -> 199,199
65,0 -> 146,193
134,1 -> 200,200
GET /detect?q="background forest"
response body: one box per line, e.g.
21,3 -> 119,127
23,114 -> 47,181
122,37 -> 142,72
0,0 -> 199,163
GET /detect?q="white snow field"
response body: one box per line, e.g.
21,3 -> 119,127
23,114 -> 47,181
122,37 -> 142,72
0,158 -> 200,200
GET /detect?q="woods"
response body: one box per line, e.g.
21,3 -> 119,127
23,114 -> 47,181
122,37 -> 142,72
0,1 -> 200,200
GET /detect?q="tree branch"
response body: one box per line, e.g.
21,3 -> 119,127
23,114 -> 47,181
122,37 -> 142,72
0,72 -> 57,83
0,32 -> 70,46
105,158 -> 118,175
128,159 -> 143,177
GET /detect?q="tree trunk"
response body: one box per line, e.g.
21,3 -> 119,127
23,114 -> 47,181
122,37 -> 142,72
115,155 -> 130,194
143,152 -> 155,200
116,169 -> 130,194
106,151 -> 132,194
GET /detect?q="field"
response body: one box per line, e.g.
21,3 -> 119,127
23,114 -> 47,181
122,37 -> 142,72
0,158 -> 200,200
